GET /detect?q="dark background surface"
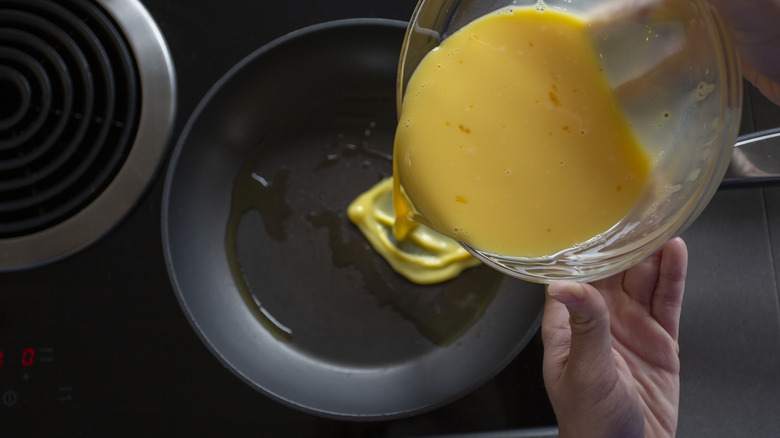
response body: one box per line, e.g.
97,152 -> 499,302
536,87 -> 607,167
0,1 -> 557,436
1,0 -> 780,436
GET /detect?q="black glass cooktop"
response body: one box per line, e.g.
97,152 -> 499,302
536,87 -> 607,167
0,1 -> 557,435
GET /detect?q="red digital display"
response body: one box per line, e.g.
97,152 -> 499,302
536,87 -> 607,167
0,348 -> 37,368
21,347 -> 35,367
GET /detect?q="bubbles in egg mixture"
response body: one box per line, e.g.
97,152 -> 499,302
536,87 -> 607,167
695,81 -> 715,101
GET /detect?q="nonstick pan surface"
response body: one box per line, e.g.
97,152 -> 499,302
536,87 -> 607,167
162,18 -> 545,420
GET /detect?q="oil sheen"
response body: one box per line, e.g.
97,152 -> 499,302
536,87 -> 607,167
394,6 -> 652,258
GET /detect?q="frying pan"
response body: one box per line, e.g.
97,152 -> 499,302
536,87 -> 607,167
162,18 -> 545,420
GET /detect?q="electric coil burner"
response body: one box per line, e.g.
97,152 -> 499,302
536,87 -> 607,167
0,0 -> 174,270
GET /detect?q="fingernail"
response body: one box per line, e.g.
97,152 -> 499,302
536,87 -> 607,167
547,281 -> 582,307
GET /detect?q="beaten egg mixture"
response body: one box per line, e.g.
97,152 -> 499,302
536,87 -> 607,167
350,5 -> 651,283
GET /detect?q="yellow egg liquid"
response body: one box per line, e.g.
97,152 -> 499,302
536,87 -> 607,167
348,177 -> 480,285
394,6 -> 652,258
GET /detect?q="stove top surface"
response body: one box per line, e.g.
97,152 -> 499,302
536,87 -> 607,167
0,1 -> 557,435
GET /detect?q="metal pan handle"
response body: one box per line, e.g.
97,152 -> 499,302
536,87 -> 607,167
721,127 -> 780,189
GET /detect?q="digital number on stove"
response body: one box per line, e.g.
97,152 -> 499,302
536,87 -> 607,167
0,348 -> 37,368
0,347 -> 43,368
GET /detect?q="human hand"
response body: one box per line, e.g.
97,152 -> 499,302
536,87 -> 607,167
542,237 -> 688,438
707,0 -> 780,105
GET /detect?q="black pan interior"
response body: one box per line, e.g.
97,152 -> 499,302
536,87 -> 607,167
162,18 -> 545,420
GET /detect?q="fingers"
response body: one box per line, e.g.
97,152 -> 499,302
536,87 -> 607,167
651,237 -> 688,341
743,62 -> 780,106
545,281 -> 615,378
542,284 -> 574,349
621,248 -> 663,307
620,237 -> 688,316
706,0 -> 780,102
541,285 -> 575,376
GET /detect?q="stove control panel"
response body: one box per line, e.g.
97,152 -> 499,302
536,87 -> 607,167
0,344 -> 75,412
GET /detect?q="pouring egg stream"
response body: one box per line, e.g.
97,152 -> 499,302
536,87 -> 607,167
349,5 -> 653,284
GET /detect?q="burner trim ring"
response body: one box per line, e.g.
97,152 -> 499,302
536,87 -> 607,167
0,0 -> 176,270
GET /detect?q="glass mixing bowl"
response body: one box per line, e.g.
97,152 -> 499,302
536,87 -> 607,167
396,0 -> 742,283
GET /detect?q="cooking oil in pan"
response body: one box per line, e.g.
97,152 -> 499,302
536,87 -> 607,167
226,163 -> 295,342
224,97 -> 503,357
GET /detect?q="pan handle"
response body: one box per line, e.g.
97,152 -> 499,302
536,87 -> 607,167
721,127 -> 780,189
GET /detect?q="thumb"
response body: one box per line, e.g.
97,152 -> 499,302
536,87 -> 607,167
547,280 -> 614,374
